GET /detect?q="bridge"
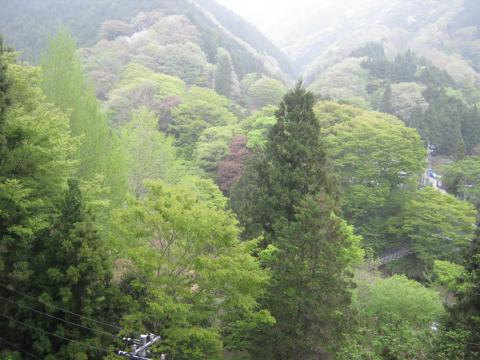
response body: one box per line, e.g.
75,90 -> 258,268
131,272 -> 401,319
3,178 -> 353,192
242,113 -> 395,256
360,245 -> 414,271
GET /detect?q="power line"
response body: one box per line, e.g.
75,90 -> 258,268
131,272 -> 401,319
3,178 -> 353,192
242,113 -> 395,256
0,336 -> 43,360
0,281 -> 123,332
0,294 -> 120,340
0,312 -> 109,355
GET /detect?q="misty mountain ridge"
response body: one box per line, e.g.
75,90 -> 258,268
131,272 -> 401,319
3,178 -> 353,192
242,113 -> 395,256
276,0 -> 480,91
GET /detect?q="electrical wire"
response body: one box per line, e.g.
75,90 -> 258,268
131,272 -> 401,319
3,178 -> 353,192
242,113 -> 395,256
0,312 -> 110,354
0,294 -> 120,340
0,335 -> 43,360
0,281 -> 123,332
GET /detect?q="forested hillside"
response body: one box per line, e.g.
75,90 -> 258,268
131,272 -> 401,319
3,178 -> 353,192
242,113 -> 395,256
0,0 -> 292,79
277,0 -> 480,91
1,0 -> 480,359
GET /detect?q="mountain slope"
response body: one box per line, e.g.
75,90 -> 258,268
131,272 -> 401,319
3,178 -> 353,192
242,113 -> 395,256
0,0 -> 292,79
275,0 -> 480,91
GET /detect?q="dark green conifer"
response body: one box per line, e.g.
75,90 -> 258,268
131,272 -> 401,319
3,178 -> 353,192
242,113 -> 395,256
232,83 -> 353,359
232,81 -> 335,240
462,106 -> 480,154
0,35 -> 10,167
437,219 -> 480,359
214,47 -> 235,98
33,178 -> 114,357
379,83 -> 393,114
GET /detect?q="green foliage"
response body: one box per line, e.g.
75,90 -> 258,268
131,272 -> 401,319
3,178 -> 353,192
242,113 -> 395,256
4,4 -> 479,358
315,101 -> 425,251
177,175 -> 228,210
443,156 -> 480,206
233,85 -> 335,240
246,76 -> 286,109
351,42 -> 385,59
397,188 -> 476,270
378,83 -> 393,113
0,36 -> 9,158
119,107 -> 185,196
259,195 -> 361,359
0,58 -> 114,358
358,275 -> 444,324
107,62 -> 186,126
433,260 -> 465,293
0,0 -> 291,81
232,84 -> 356,359
314,101 -> 363,128
169,86 -> 237,158
111,181 -> 271,359
324,110 -> 424,218
420,87 -> 475,157
433,327 -> 473,360
390,82 -> 428,122
214,47 -> 239,99
194,0 -> 293,76
434,222 -> 480,359
310,57 -> 371,109
340,273 -> 444,360
30,178 -> 114,358
0,60 -> 77,284
40,29 -> 128,206
194,125 -> 237,177
241,105 -> 277,149
138,42 -> 212,87
355,48 -> 480,157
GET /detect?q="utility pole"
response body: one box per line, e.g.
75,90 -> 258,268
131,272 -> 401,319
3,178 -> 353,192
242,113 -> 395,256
117,334 -> 164,360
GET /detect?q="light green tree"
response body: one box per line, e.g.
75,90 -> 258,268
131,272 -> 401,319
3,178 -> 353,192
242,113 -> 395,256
340,273 -> 444,360
106,62 -> 186,126
194,125 -> 237,177
0,61 -> 77,280
40,29 -> 128,206
0,59 -> 80,356
247,76 -> 286,109
241,105 -> 277,149
397,187 -> 476,270
120,107 -> 185,196
315,102 -> 425,252
169,86 -> 237,158
111,181 -> 272,359
433,260 -> 465,303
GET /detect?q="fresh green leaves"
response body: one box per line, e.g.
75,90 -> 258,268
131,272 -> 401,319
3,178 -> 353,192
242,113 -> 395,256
400,188 -> 476,269
112,181 -> 270,358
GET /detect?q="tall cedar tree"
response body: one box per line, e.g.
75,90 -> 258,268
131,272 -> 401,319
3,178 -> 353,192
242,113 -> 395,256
378,83 -> 393,114
231,83 -> 353,359
231,82 -> 336,242
29,179 -> 115,358
214,48 -> 235,99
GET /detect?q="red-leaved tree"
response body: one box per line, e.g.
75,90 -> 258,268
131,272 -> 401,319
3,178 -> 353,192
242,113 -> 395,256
217,135 -> 250,195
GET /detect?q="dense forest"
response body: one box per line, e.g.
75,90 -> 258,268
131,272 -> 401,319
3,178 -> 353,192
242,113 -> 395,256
1,0 -> 480,359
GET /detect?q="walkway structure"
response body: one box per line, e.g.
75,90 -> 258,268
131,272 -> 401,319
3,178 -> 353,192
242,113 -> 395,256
360,245 -> 414,271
